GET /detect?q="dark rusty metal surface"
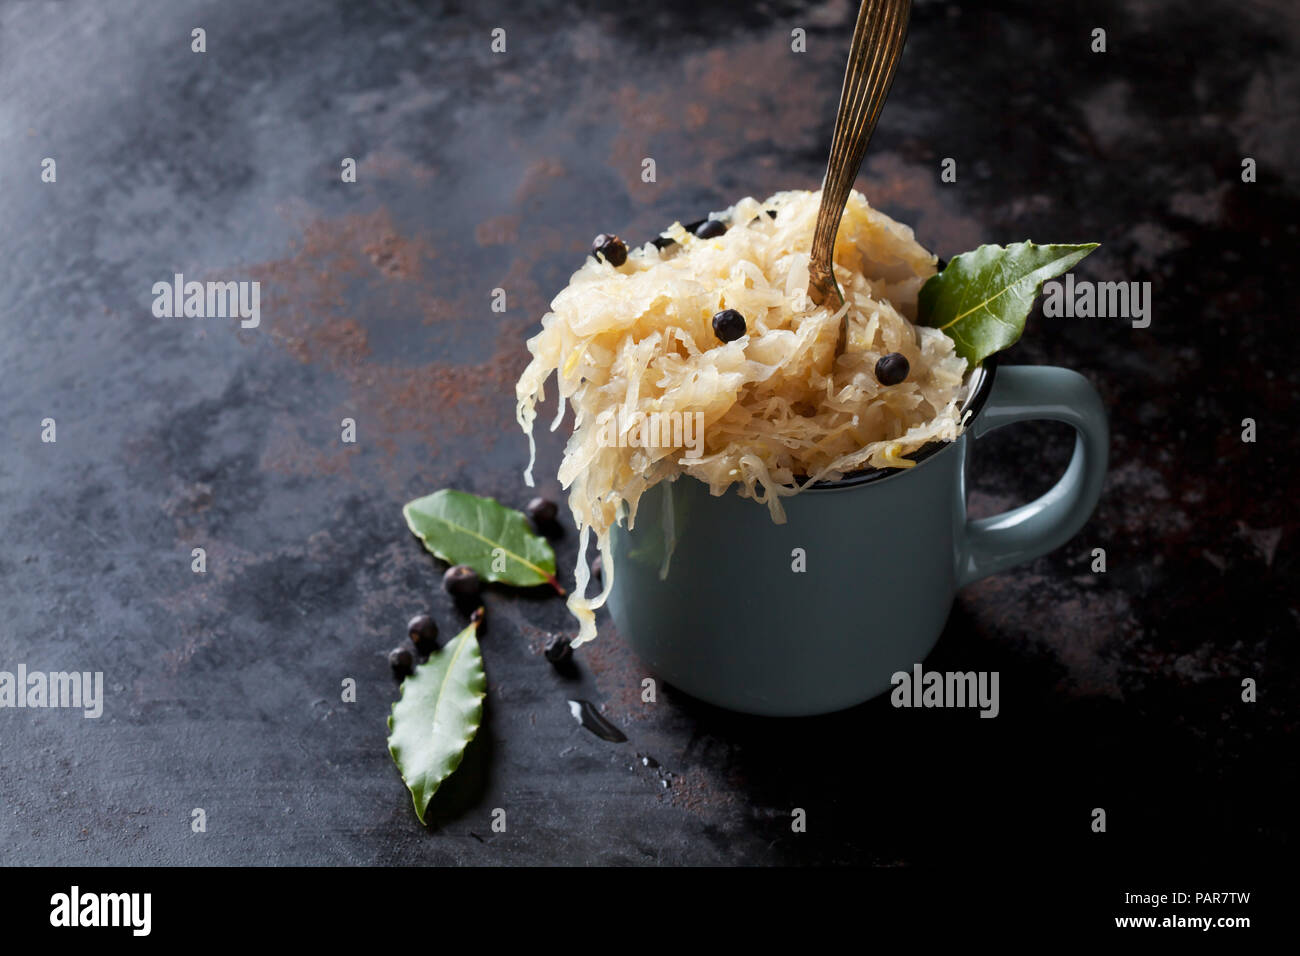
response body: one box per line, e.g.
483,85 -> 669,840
0,0 -> 1295,866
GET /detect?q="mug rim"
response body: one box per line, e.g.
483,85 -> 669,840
800,355 -> 999,491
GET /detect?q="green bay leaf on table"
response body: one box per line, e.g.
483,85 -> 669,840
403,488 -> 563,593
388,620 -> 486,825
917,241 -> 1099,364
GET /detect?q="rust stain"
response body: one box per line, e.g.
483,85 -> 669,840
242,204 -> 536,481
314,317 -> 372,361
475,214 -> 521,247
367,344 -> 527,447
513,158 -> 567,205
579,624 -> 658,724
862,152 -> 984,254
363,149 -> 440,183
588,33 -> 977,257
259,413 -> 363,478
967,573 -> 1137,699
666,765 -> 740,815
605,35 -> 827,198
160,481 -> 214,518
684,102 -> 709,130
492,243 -> 552,319
364,230 -> 426,279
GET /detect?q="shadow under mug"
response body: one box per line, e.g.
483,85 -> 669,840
606,361 -> 1109,716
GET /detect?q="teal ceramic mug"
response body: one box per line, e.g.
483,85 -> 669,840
606,361 -> 1108,716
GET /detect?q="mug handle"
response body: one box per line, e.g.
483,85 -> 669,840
957,365 -> 1109,587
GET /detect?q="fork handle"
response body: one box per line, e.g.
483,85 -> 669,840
807,0 -> 912,312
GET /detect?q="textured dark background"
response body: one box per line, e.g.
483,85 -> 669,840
0,0 -> 1294,867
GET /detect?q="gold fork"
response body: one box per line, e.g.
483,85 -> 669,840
806,0 -> 912,357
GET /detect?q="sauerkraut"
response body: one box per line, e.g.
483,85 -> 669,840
516,189 -> 969,645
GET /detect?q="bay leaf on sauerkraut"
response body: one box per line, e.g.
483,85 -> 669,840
516,189 -> 969,645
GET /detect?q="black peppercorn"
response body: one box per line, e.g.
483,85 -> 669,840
712,308 -> 747,343
875,352 -> 910,386
407,613 -> 438,652
388,647 -> 413,678
526,496 -> 558,528
443,564 -> 481,600
544,634 -> 573,664
694,219 -> 726,239
591,233 -> 627,267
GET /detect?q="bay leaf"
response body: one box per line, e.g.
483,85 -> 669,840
917,241 -> 1099,364
403,488 -> 563,593
387,620 -> 487,825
